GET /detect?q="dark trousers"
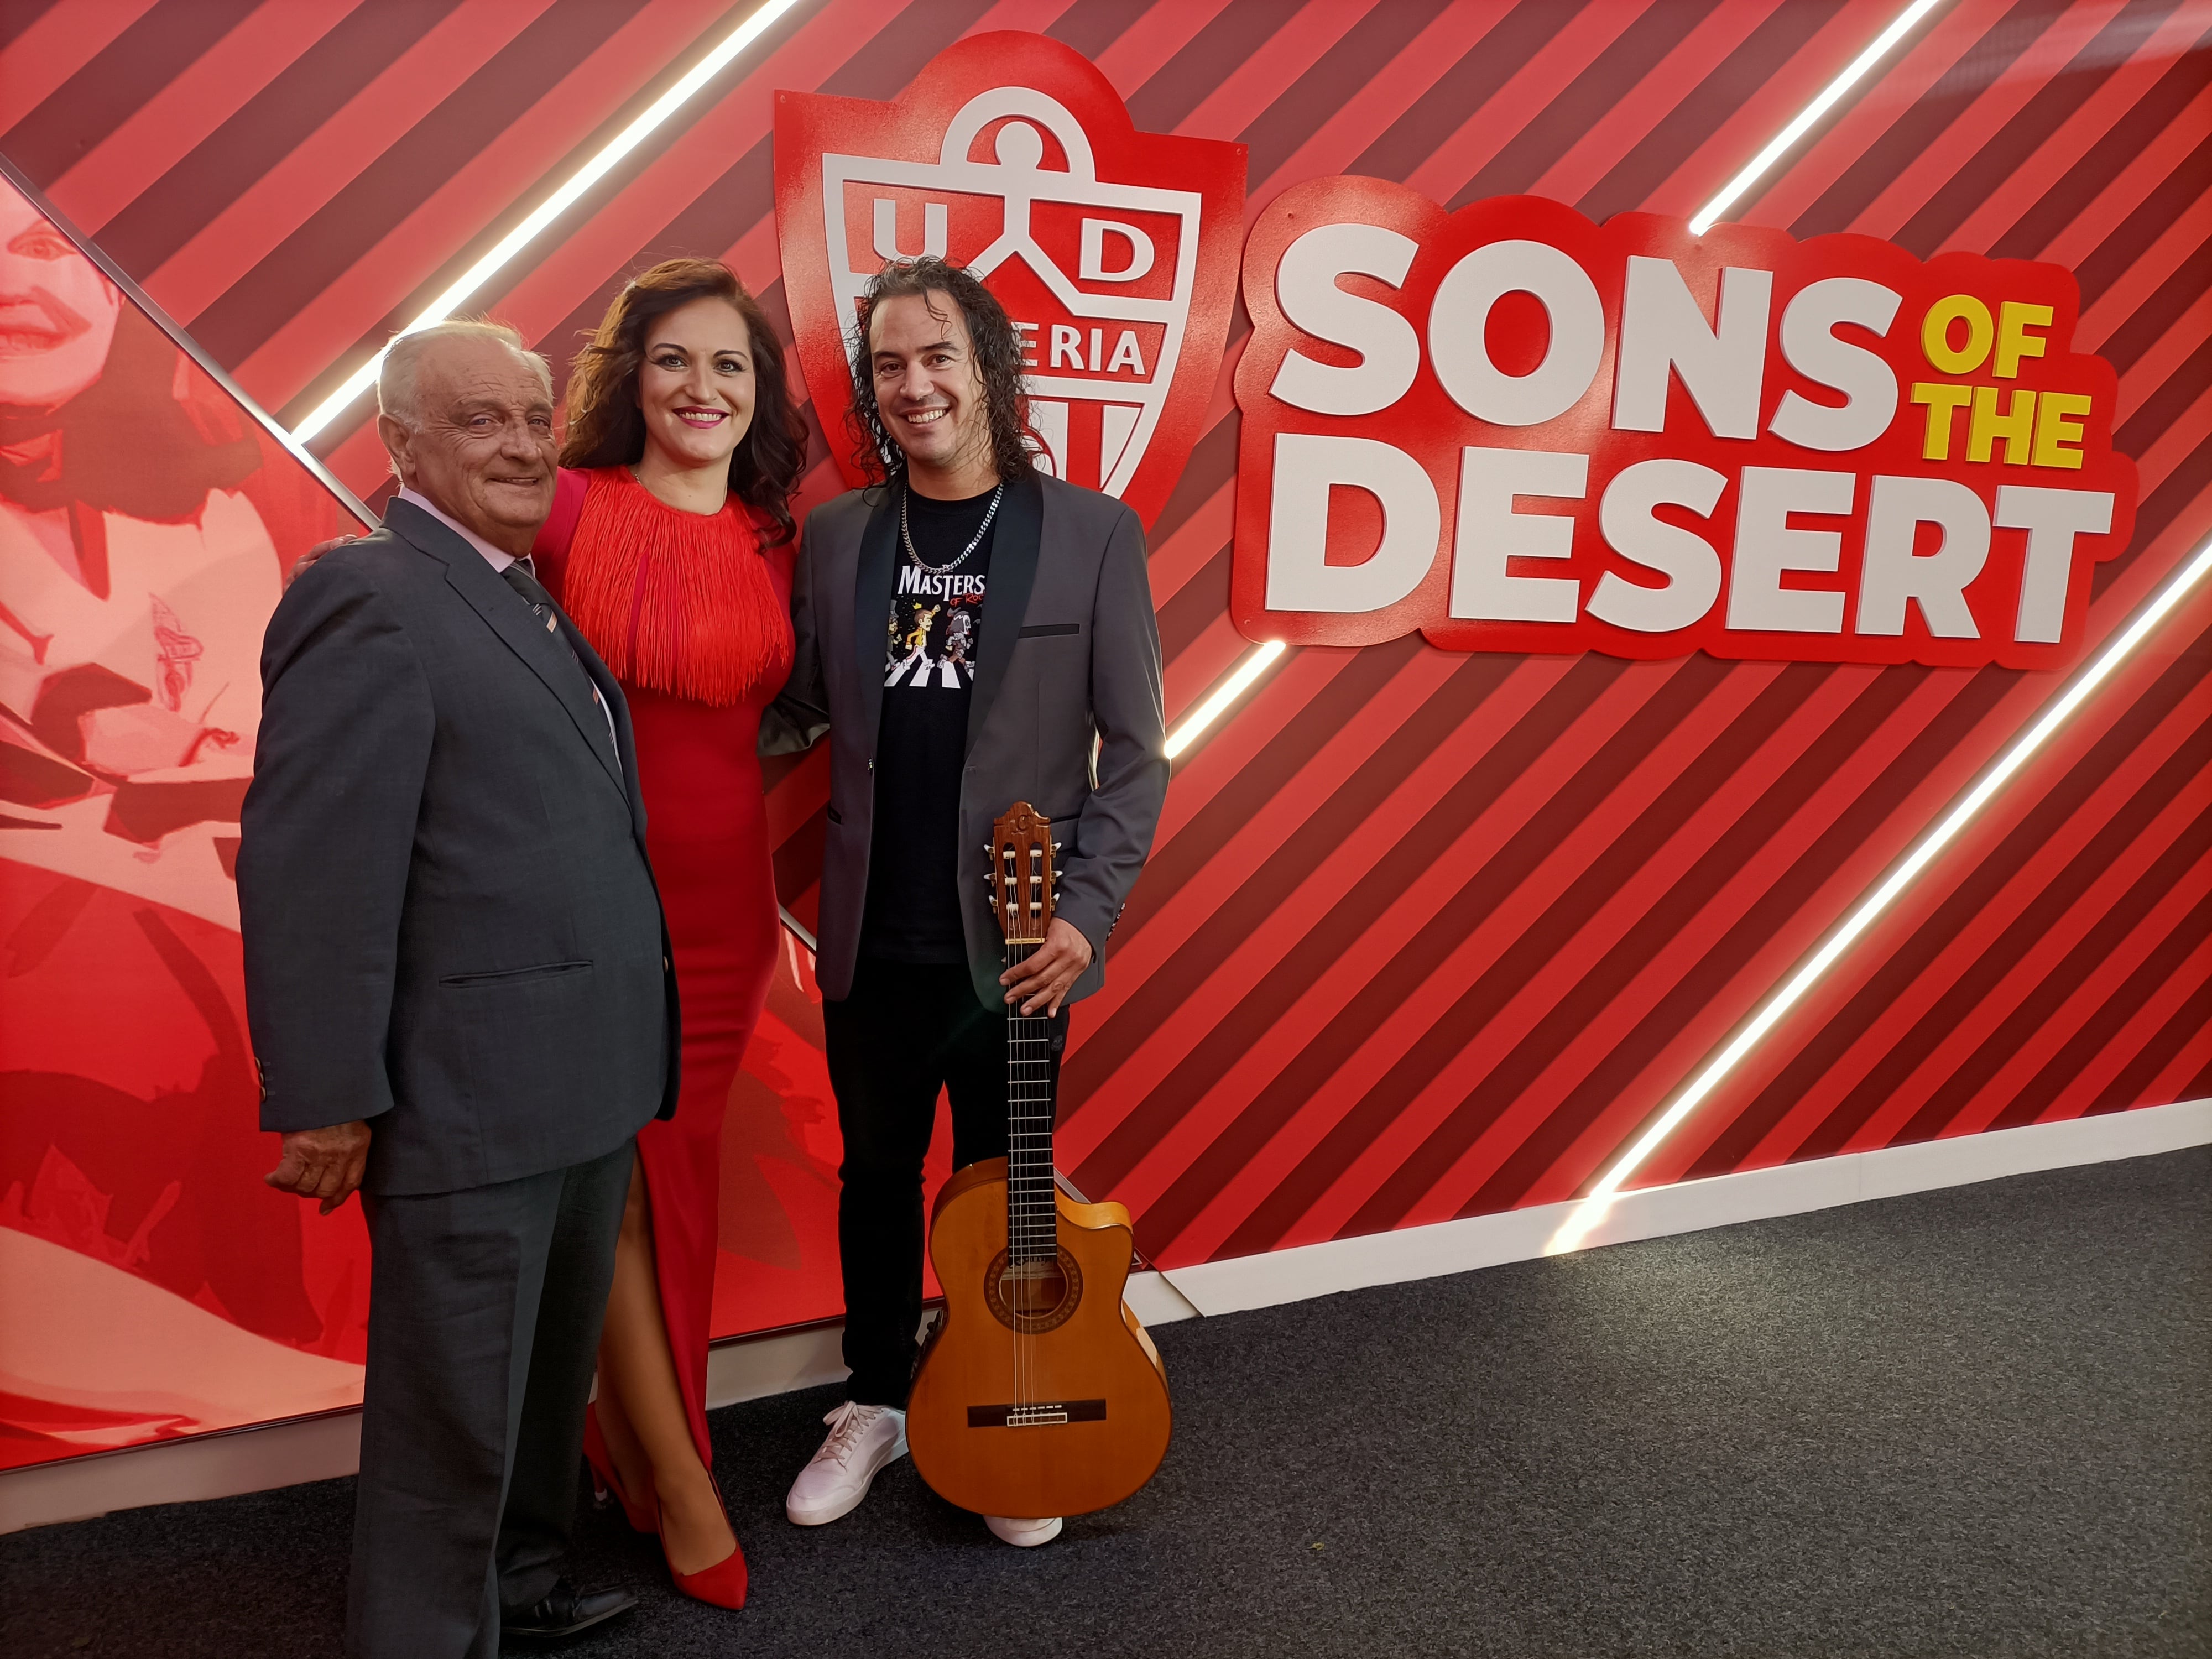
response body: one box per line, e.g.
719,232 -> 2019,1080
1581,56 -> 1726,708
347,1140 -> 632,1659
823,956 -> 1066,1406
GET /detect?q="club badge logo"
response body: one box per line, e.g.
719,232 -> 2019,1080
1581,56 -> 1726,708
775,32 -> 1245,528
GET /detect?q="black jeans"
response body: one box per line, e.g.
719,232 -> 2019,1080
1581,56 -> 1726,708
823,955 -> 1066,1406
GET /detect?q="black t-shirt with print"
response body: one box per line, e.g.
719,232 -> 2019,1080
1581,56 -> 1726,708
860,479 -> 1002,964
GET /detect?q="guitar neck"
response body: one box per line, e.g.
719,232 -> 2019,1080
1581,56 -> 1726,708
1005,938 -> 1058,1266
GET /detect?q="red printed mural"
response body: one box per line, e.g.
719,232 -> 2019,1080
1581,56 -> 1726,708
2,0 -> 2206,1473
0,167 -> 366,1467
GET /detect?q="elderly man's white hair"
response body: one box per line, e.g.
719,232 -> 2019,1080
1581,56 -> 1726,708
377,319 -> 552,432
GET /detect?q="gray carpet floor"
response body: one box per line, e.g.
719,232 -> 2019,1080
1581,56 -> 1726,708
4,1147 -> 2208,1658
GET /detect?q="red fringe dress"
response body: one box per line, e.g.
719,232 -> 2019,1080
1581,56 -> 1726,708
533,465 -> 793,1467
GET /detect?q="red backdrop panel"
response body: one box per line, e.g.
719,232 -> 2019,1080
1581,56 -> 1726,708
2,0 -> 2205,1468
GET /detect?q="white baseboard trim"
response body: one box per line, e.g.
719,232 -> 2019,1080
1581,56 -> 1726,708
1124,1265 -> 1205,1326
0,1408 -> 363,1536
705,1319 -> 847,1410
1151,1098 -> 2212,1317
7,1101 -> 2201,1534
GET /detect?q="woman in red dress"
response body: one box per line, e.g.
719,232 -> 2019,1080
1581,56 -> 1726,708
531,259 -> 805,1610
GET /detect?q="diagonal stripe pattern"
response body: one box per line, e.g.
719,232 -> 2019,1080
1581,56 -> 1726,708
9,0 -> 2205,1281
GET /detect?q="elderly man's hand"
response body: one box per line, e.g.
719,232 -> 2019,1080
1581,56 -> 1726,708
998,917 -> 1093,1017
265,1121 -> 373,1214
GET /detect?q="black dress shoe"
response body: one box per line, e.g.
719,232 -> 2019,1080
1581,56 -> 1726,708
502,1579 -> 638,1643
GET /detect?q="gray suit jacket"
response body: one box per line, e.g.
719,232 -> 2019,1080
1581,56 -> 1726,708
238,499 -> 679,1196
762,472 -> 1167,1012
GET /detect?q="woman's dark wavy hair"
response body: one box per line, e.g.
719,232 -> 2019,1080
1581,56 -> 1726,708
560,258 -> 806,545
846,257 -> 1034,486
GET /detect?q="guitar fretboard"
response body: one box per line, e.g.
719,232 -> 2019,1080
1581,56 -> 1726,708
1004,938 -> 1058,1266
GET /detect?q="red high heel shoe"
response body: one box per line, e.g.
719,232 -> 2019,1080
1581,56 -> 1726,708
582,1405 -> 659,1535
659,1477 -> 747,1611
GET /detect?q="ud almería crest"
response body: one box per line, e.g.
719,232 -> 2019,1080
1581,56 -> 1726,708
775,33 -> 1245,529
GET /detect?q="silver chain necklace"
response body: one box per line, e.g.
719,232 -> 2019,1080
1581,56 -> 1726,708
900,481 -> 1003,575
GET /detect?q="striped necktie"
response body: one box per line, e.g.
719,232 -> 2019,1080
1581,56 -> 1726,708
499,557 -> 617,761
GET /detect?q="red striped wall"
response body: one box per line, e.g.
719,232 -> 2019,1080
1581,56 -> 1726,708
6,0 -> 2204,1287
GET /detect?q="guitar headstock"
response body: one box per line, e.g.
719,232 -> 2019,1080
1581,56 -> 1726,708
988,802 -> 1056,946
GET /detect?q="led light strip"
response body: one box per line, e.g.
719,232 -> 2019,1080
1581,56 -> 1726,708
1165,639 -> 1286,760
291,0 -> 805,443
1689,0 -> 1946,234
1545,535 -> 2212,1256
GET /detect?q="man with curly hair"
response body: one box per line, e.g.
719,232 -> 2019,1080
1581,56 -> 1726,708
763,258 -> 1167,1547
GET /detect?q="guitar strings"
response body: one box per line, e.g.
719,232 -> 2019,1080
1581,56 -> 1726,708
1008,932 -> 1036,1415
1002,837 -> 1055,1418
1008,931 -> 1022,1416
1010,930 -> 1045,1413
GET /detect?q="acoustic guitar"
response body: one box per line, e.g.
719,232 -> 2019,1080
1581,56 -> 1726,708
905,802 -> 1173,1519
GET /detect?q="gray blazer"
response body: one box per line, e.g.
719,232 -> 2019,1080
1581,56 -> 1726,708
238,499 -> 679,1197
762,472 -> 1168,1012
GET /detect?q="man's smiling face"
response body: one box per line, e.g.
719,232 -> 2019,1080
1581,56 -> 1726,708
382,336 -> 558,554
868,290 -> 995,494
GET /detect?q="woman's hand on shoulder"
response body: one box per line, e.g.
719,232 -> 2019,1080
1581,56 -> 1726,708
286,534 -> 362,588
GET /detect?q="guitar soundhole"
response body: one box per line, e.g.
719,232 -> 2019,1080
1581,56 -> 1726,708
984,1247 -> 1083,1333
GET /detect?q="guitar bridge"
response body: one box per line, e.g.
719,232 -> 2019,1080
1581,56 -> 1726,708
966,1399 -> 1107,1428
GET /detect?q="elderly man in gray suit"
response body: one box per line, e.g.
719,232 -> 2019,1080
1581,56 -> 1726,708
239,321 -> 675,1655
762,257 -> 1168,1550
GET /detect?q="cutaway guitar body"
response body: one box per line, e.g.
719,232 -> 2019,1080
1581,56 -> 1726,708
904,801 -> 1173,1520
907,1157 -> 1171,1518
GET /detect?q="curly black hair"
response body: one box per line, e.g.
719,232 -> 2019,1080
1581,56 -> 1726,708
846,257 -> 1034,486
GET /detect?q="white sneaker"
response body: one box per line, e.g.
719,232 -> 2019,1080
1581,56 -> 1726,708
785,1401 -> 907,1526
984,1514 -> 1063,1547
